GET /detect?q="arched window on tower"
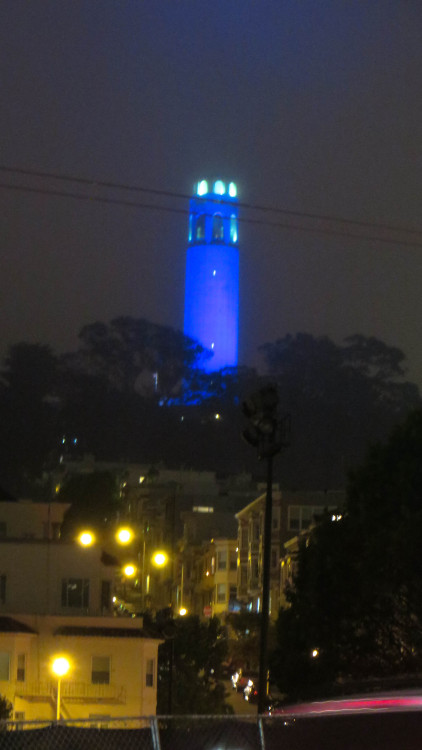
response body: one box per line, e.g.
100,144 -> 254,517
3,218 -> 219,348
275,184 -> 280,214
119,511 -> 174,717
230,215 -> 238,243
212,214 -> 224,241
195,214 -> 206,241
188,215 -> 193,242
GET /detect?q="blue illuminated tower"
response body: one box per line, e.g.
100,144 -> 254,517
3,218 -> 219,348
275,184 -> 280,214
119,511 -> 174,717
184,179 -> 239,372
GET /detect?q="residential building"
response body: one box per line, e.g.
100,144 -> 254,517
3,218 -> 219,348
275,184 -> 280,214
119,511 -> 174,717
236,489 -> 282,619
0,540 -> 161,722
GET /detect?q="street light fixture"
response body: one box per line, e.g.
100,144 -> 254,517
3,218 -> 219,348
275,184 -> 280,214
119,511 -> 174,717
51,656 -> 70,721
242,384 -> 290,715
116,527 -> 134,545
77,530 -> 95,547
152,551 -> 168,567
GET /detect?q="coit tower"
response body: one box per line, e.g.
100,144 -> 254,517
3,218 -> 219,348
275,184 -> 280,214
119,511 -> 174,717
183,179 -> 239,372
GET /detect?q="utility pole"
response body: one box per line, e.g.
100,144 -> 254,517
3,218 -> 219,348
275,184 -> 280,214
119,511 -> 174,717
242,385 -> 290,715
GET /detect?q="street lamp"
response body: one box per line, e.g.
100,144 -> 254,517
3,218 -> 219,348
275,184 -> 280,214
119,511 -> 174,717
152,551 -> 168,567
116,527 -> 134,545
242,385 -> 290,715
77,530 -> 95,546
51,656 -> 70,721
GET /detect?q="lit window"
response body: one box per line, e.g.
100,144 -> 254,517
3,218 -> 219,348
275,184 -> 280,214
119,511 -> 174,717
92,656 -> 110,684
197,180 -> 208,196
230,215 -> 238,243
146,658 -> 155,687
216,583 -> 226,603
228,182 -> 237,197
61,578 -> 89,608
212,269 -> 216,276
211,342 -> 215,349
195,214 -> 205,240
217,550 -> 227,570
188,214 -> 193,241
214,180 -> 225,195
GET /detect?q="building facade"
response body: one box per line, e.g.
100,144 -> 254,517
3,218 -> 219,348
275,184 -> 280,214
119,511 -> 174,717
0,540 -> 161,722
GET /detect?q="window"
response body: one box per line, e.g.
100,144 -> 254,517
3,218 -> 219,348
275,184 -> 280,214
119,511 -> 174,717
217,549 -> 227,570
92,656 -> 110,684
101,580 -> 111,612
0,522 -> 6,538
212,214 -> 224,241
240,526 -> 248,550
229,585 -> 237,601
229,550 -> 237,571
271,548 -> 278,569
195,214 -> 205,240
61,578 -> 89,608
252,521 -> 260,541
0,652 -> 10,681
230,215 -> 238,243
216,583 -> 226,603
287,505 -> 326,532
0,575 -> 6,604
146,658 -> 155,688
16,654 -> 25,682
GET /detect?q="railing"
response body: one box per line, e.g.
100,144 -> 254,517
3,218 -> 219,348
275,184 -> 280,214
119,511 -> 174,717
14,681 -> 126,703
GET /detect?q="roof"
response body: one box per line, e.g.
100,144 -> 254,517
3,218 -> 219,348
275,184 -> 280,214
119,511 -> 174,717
0,616 -> 37,633
54,625 -> 158,639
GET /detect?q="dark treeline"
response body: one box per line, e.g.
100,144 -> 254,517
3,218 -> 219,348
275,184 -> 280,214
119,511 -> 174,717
0,317 -> 420,497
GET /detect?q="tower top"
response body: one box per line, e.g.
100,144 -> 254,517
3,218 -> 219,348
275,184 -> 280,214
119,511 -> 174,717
195,179 -> 237,199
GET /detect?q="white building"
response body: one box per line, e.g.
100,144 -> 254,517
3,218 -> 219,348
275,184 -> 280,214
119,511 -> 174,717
0,540 -> 161,722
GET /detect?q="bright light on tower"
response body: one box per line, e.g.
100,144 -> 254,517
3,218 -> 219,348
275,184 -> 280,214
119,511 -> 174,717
197,179 -> 208,196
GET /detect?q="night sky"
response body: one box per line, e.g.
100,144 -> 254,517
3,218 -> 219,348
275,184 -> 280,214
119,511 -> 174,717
2,2 -> 422,383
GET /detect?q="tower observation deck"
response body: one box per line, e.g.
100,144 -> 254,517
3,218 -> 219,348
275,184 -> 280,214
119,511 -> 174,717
183,179 -> 239,372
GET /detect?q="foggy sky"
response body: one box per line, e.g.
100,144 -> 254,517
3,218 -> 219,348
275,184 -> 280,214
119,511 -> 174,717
2,1 -> 422,384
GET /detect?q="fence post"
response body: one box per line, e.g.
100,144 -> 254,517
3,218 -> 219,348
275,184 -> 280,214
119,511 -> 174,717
151,717 -> 162,750
258,717 -> 266,750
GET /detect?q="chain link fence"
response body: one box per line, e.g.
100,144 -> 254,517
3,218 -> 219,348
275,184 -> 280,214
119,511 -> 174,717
0,715 -> 276,750
3,711 -> 422,749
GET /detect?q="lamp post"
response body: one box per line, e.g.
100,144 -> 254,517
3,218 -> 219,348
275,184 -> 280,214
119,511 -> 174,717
242,385 -> 290,715
51,656 -> 70,721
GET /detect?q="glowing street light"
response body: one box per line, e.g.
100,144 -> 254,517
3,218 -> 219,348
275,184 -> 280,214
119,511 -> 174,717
152,551 -> 168,567
123,564 -> 136,578
51,656 -> 70,720
77,531 -> 95,547
116,527 -> 134,545
179,607 -> 187,616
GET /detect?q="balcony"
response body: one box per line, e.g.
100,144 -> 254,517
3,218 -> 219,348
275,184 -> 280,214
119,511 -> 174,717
14,680 -> 127,704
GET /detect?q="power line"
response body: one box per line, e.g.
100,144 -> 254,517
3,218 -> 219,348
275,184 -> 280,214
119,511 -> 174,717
1,164 -> 422,239
1,180 -> 422,250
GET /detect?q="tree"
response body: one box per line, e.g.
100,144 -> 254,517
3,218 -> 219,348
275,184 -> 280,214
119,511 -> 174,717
156,616 -> 232,715
69,317 -> 210,398
0,694 -> 12,720
0,343 -> 60,495
260,333 -> 421,488
271,409 -> 422,701
58,471 -> 121,539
